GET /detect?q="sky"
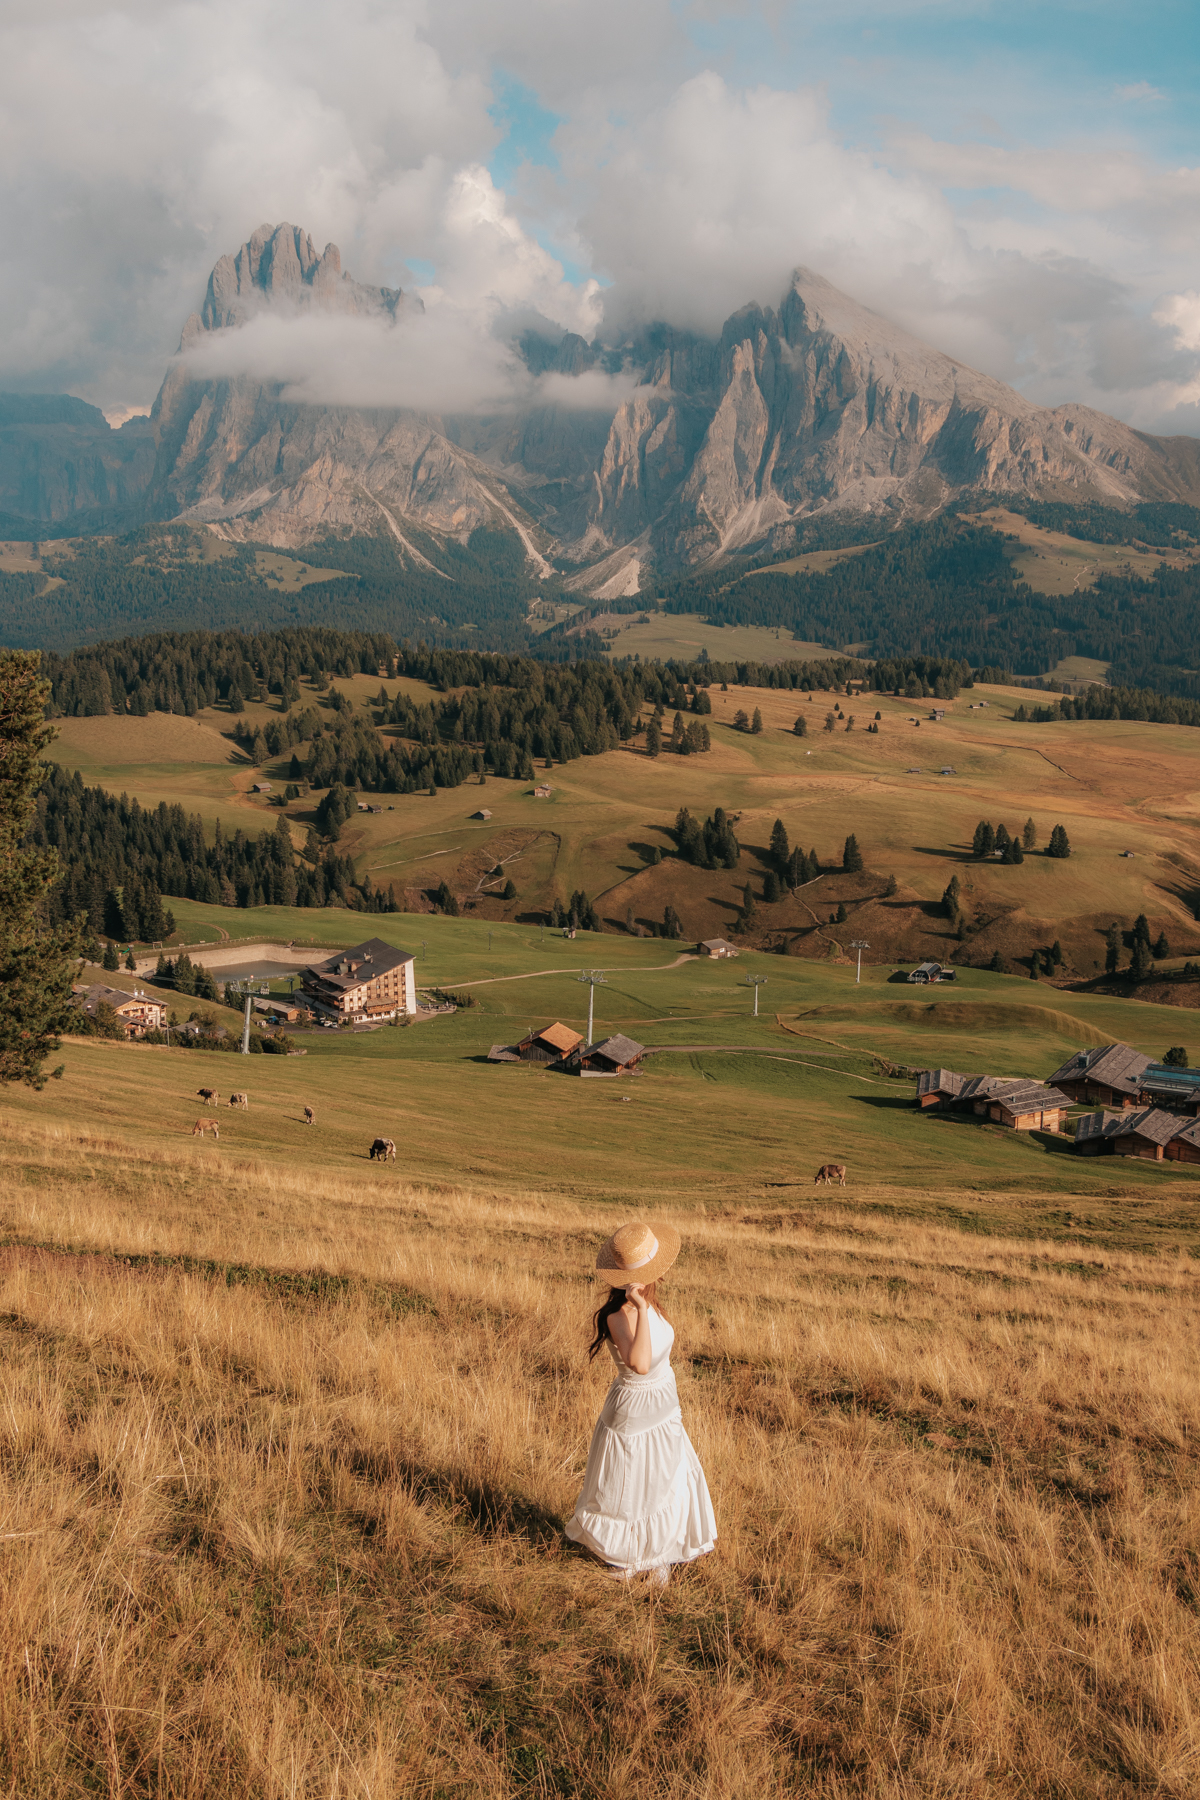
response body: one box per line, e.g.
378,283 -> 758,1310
1,0 -> 1198,433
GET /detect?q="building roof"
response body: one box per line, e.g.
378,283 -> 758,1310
916,1068 -> 965,1097
1139,1063 -> 1200,1095
586,1034 -> 646,1067
308,938 -> 414,982
74,984 -> 162,1014
487,1044 -> 523,1063
531,1020 -> 583,1054
1048,1043 -> 1151,1096
700,938 -> 738,954
1076,1106 -> 1180,1146
1168,1117 -> 1200,1151
988,1081 -> 1069,1116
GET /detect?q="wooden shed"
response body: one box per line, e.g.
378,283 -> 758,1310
698,939 -> 739,959
578,1034 -> 646,1077
1074,1107 -> 1180,1160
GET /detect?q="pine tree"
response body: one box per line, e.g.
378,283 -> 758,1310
842,834 -> 863,873
1131,938 -> 1153,980
824,712 -> 836,733
1105,923 -> 1121,975
1051,940 -> 1063,967
646,716 -> 661,758
1154,932 -> 1171,959
989,951 -> 1005,972
763,871 -> 781,903
1163,1046 -> 1189,1068
787,847 -> 804,889
1023,817 -> 1036,850
435,879 -> 460,917
1029,950 -> 1042,979
671,712 -> 686,752
1133,913 -> 1151,946
1047,824 -> 1071,858
884,874 -> 898,897
792,714 -> 807,737
751,708 -> 764,734
662,905 -> 683,940
941,874 -> 961,921
502,878 -> 516,900
835,901 -> 847,924
769,819 -> 790,872
124,950 -> 135,971
102,941 -> 119,972
733,709 -> 750,732
995,823 -> 1011,854
972,821 -> 995,858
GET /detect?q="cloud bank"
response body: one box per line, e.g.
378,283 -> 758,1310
1,0 -> 1198,434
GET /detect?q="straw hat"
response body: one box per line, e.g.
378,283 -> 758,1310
595,1220 -> 681,1288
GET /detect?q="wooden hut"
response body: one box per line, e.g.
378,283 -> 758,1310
1074,1107 -> 1180,1160
578,1034 -> 646,1077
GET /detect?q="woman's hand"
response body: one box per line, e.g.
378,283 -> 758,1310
626,1283 -> 649,1309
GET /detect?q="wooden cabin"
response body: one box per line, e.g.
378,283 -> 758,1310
698,939 -> 739,959
915,1070 -> 1066,1131
1073,1107 -> 1180,1160
488,1020 -> 584,1066
578,1034 -> 646,1077
915,1069 -> 965,1109
1048,1044 -> 1151,1109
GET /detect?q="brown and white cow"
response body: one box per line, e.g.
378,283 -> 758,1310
303,1106 -> 315,1126
229,1092 -> 249,1110
191,1119 -> 220,1139
369,1137 -> 396,1162
814,1163 -> 846,1186
197,1087 -> 219,1106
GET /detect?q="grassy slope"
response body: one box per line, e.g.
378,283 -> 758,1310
975,506 -> 1200,597
0,1083 -> 1198,1793
49,674 -> 1200,978
22,917 -> 1200,1233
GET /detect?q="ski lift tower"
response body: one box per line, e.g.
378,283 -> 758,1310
577,969 -> 607,1046
850,939 -> 870,985
743,973 -> 767,1017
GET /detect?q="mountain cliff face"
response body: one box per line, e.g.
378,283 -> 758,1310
7,229 -> 1200,587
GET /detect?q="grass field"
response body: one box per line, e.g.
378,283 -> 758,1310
972,507 -> 1200,596
48,672 -> 1200,982
592,611 -> 838,665
2,1029 -> 1200,1794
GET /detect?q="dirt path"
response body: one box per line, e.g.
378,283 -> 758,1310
454,952 -> 696,989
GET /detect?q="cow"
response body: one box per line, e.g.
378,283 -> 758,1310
369,1137 -> 396,1162
814,1163 -> 846,1186
191,1119 -> 220,1139
303,1106 -> 315,1126
197,1087 -> 219,1106
229,1092 -> 249,1109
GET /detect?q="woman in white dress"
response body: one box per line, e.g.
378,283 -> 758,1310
566,1221 -> 717,1586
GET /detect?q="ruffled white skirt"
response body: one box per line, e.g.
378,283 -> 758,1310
565,1366 -> 717,1572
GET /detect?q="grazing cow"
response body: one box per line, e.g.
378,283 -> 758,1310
814,1163 -> 846,1186
369,1137 -> 396,1162
197,1087 -> 219,1106
229,1092 -> 249,1109
303,1106 -> 315,1126
191,1119 -> 220,1139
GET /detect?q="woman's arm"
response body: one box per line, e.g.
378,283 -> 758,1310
607,1284 -> 652,1373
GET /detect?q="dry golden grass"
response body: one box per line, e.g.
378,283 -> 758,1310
1,1116 -> 1198,1796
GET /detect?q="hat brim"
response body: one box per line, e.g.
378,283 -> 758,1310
595,1222 -> 681,1288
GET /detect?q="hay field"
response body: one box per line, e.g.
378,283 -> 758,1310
0,1110 -> 1198,1797
594,612 -> 837,665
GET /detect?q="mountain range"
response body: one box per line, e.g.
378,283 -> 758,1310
5,221 -> 1200,594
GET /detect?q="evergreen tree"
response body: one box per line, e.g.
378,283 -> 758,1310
124,950 -> 136,971
1131,938 -> 1153,979
989,951 -> 1005,972
435,879 -> 460,917
824,712 -> 836,733
1023,817 -> 1037,850
1051,940 -> 1063,967
941,874 -> 961,921
787,847 -> 804,889
769,819 -> 791,872
763,871 -> 781,903
670,712 -> 686,752
1164,1046 -> 1189,1068
1105,923 -> 1121,975
835,901 -> 847,923
807,847 -> 821,882
103,887 -> 127,942
842,834 -> 863,873
102,941 -> 119,972
884,873 -> 898,897
662,905 -> 683,940
502,878 -> 516,901
995,823 -> 1011,854
1154,932 -> 1171,959
751,707 -> 764,734
972,821 -> 996,858
646,716 -> 661,758
792,714 -> 807,737
1047,824 -> 1071,858
733,709 -> 750,732
1133,913 -> 1151,946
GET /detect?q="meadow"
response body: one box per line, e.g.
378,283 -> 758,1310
1,1068 -> 1199,1795
49,672 -> 1200,979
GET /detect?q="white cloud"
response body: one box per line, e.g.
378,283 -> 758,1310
0,0 -> 1197,436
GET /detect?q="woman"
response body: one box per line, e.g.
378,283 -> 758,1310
566,1220 -> 717,1585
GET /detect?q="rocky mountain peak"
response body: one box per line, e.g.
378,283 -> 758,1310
179,222 -> 414,348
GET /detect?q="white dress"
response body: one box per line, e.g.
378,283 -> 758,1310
566,1305 -> 717,1572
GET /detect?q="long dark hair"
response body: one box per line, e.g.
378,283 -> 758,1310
587,1282 -> 669,1361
